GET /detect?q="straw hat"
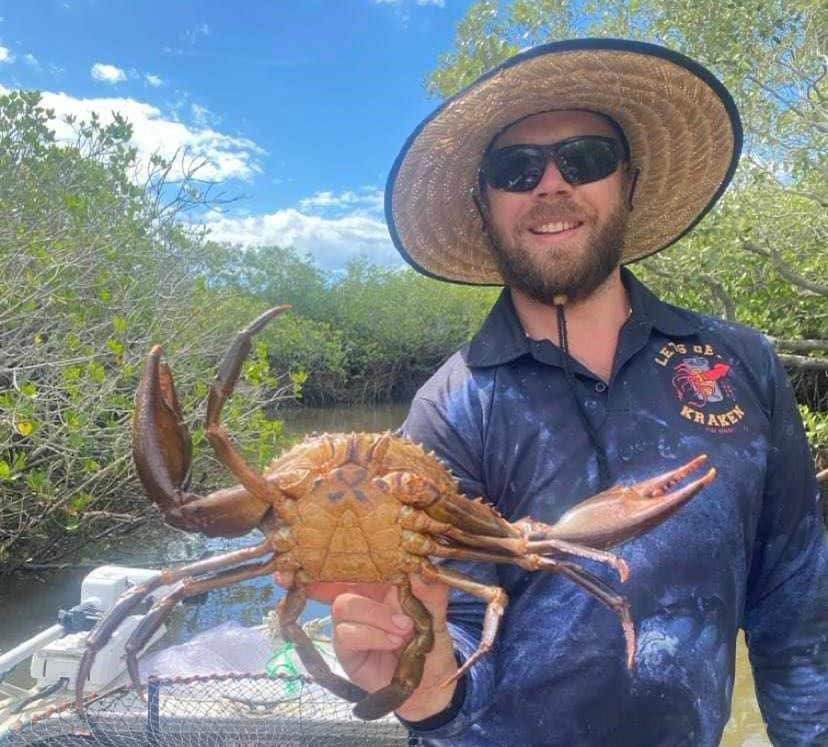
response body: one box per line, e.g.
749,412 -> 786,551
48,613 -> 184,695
386,38 -> 742,285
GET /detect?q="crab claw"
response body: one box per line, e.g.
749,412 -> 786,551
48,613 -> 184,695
132,345 -> 193,527
546,455 -> 716,549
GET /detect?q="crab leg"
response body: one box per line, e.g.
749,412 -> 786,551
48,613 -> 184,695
412,538 -> 636,672
75,541 -> 273,714
204,306 -> 291,502
278,582 -> 368,705
402,507 -> 629,581
121,555 -> 283,700
417,562 -> 509,688
442,525 -> 629,581
547,560 -> 635,669
350,576 -> 438,721
524,538 -> 630,581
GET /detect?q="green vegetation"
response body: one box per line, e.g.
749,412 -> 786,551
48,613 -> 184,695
0,92 -> 496,571
0,0 -> 825,570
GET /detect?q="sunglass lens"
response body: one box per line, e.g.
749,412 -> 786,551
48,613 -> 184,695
557,139 -> 619,185
485,148 -> 545,192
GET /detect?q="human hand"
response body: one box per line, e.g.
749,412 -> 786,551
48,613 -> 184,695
275,572 -> 459,721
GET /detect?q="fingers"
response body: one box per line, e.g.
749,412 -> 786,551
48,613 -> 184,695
332,591 -> 415,651
331,577 -> 451,652
273,572 -> 451,640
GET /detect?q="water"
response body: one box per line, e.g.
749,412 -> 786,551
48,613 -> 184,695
0,403 -> 768,744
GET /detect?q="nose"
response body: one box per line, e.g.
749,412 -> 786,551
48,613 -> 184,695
534,160 -> 573,197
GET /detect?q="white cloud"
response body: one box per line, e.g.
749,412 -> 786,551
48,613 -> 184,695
191,102 -> 220,128
145,73 -> 163,87
0,46 -> 13,63
38,90 -> 263,182
91,63 -> 126,84
23,53 -> 38,66
183,23 -> 210,46
298,188 -> 384,216
203,205 -> 398,271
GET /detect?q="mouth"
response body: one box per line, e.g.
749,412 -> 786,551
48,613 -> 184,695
528,220 -> 584,240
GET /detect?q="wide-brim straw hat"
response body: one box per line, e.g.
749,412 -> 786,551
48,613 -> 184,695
386,38 -> 742,285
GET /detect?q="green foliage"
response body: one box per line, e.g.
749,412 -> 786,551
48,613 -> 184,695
217,249 -> 498,405
258,314 -> 348,405
231,244 -> 331,316
0,93 -> 294,572
799,404 -> 828,474
325,259 -> 498,402
0,93 -> 493,571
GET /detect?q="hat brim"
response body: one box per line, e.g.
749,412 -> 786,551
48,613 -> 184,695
386,38 -> 742,285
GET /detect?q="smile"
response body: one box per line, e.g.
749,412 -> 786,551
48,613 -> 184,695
529,221 -> 583,236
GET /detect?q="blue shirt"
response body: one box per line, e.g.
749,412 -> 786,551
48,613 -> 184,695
401,270 -> 826,746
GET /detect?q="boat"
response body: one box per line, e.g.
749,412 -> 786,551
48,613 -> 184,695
0,565 -> 414,746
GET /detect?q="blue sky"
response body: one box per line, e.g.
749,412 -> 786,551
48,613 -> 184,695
0,0 -> 476,271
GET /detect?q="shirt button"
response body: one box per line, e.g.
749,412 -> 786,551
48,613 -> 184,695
594,382 -> 607,393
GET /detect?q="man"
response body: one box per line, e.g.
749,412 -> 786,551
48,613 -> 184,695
310,40 -> 827,745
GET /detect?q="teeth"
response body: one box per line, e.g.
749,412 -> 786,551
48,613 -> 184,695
536,221 -> 579,233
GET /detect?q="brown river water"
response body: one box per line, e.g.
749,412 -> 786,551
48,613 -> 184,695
0,404 -> 769,745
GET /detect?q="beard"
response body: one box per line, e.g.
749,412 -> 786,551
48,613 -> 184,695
487,198 -> 629,304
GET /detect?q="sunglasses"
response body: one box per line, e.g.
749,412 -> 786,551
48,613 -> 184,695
480,136 -> 625,192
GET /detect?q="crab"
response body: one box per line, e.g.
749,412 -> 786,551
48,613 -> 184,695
75,306 -> 716,720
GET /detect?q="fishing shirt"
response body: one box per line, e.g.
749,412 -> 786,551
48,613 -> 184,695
400,269 -> 827,746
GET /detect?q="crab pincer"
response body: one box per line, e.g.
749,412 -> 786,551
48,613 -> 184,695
522,454 -> 717,550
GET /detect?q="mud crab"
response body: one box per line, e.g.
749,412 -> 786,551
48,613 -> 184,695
75,307 -> 715,720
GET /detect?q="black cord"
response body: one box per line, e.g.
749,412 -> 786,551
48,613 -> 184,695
555,303 -> 611,490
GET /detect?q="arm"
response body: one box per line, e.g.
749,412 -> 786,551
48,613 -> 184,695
743,351 -> 827,745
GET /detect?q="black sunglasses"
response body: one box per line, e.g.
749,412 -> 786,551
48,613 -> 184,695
480,136 -> 625,192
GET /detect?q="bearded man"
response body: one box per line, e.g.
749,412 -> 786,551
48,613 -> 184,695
306,39 -> 827,746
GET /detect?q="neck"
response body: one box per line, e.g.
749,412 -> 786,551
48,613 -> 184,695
511,268 -> 630,381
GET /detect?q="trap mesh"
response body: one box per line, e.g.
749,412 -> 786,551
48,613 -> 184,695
2,673 -> 415,747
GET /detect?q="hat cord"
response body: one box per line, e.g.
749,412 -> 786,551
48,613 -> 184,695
554,302 -> 611,491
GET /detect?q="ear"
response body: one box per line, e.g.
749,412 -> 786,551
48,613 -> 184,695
625,166 -> 640,211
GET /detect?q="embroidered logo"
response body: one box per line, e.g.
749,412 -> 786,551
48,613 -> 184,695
655,342 -> 744,433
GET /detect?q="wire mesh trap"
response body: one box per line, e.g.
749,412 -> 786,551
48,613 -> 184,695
1,672 -> 416,747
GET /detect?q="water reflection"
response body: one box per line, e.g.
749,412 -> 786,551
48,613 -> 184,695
0,404 -> 769,744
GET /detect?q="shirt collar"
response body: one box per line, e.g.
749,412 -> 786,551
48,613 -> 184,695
466,268 -> 699,368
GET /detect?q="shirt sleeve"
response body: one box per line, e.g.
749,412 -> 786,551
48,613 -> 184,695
398,393 -> 500,740
742,350 -> 827,745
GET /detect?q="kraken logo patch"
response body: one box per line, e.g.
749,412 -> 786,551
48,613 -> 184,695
655,342 -> 744,433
